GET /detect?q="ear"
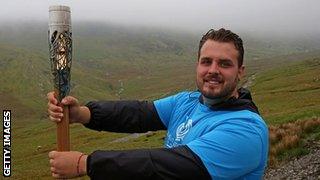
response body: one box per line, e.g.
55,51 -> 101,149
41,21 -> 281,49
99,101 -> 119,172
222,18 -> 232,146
238,65 -> 245,80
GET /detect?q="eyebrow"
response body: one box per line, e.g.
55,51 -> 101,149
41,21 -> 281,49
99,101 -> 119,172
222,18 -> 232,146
199,57 -> 212,61
200,57 -> 233,63
220,58 -> 233,63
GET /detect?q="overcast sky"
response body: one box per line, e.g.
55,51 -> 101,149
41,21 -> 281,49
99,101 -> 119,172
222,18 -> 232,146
1,0 -> 319,35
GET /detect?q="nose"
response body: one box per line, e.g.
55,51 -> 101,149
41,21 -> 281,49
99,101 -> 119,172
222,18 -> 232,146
208,62 -> 219,74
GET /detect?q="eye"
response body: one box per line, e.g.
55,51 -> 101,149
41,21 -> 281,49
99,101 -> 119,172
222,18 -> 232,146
200,58 -> 211,66
219,60 -> 233,68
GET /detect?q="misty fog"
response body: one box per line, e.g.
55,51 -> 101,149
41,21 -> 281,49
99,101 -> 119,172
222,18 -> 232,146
0,0 -> 319,37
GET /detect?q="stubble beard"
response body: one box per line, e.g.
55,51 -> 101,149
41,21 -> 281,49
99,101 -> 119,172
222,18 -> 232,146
197,77 -> 239,100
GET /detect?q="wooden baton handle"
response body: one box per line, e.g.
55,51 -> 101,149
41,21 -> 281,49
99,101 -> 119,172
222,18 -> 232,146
57,104 -> 70,151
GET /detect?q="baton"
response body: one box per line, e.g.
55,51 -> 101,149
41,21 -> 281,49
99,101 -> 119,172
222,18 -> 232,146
48,5 -> 72,151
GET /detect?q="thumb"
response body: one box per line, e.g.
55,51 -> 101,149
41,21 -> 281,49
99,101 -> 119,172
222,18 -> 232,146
61,96 -> 78,106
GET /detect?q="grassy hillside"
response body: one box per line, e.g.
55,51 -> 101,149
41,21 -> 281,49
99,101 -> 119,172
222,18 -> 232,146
1,22 -> 320,178
1,22 -> 319,117
251,57 -> 320,124
250,57 -> 320,166
0,45 -> 50,118
0,22 -> 198,120
6,56 -> 319,179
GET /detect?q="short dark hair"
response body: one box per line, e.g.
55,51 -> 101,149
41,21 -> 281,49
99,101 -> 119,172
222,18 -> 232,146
198,28 -> 244,67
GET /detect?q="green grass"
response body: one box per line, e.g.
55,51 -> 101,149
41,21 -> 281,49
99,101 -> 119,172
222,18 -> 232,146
8,117 -> 167,179
277,145 -> 310,162
250,57 -> 320,167
1,22 -> 320,178
251,58 -> 320,124
275,122 -> 320,165
6,56 -> 319,178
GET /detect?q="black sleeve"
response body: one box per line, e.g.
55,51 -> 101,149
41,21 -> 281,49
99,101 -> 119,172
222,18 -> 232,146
86,145 -> 211,180
83,100 -> 166,133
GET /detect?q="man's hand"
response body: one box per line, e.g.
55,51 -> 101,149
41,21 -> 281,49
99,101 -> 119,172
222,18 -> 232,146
49,151 -> 88,179
47,92 -> 90,124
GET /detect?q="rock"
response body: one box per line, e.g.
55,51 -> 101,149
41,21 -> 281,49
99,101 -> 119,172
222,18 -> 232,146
264,141 -> 320,179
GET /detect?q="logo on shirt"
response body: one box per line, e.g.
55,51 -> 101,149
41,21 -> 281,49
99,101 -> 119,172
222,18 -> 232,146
175,118 -> 193,142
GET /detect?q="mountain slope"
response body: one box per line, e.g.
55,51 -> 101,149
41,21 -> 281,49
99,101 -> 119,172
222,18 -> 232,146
251,57 -> 320,124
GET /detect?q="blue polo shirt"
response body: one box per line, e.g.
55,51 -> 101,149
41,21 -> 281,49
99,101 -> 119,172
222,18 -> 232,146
154,91 -> 268,180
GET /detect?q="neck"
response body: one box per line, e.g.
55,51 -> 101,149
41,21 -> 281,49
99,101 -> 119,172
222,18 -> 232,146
202,96 -> 225,107
202,90 -> 239,107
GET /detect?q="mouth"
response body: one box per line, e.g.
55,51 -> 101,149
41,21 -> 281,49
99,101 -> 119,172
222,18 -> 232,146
204,77 -> 223,85
206,80 -> 221,85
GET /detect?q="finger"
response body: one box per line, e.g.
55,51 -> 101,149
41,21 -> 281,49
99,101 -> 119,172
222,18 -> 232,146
47,92 -> 58,105
61,96 -> 78,106
54,173 -> 68,179
48,103 -> 63,113
50,167 -> 58,174
48,110 -> 63,119
52,172 -> 63,179
49,159 -> 55,166
49,116 -> 61,123
49,151 -> 57,159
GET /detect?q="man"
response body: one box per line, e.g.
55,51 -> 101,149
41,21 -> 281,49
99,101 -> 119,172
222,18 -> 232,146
47,28 -> 269,179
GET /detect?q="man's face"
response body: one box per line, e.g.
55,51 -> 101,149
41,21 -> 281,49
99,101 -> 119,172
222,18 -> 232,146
196,40 -> 244,99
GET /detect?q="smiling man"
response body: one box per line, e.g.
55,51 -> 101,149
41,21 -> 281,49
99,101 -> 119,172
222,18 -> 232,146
47,28 -> 269,179
197,33 -> 244,100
